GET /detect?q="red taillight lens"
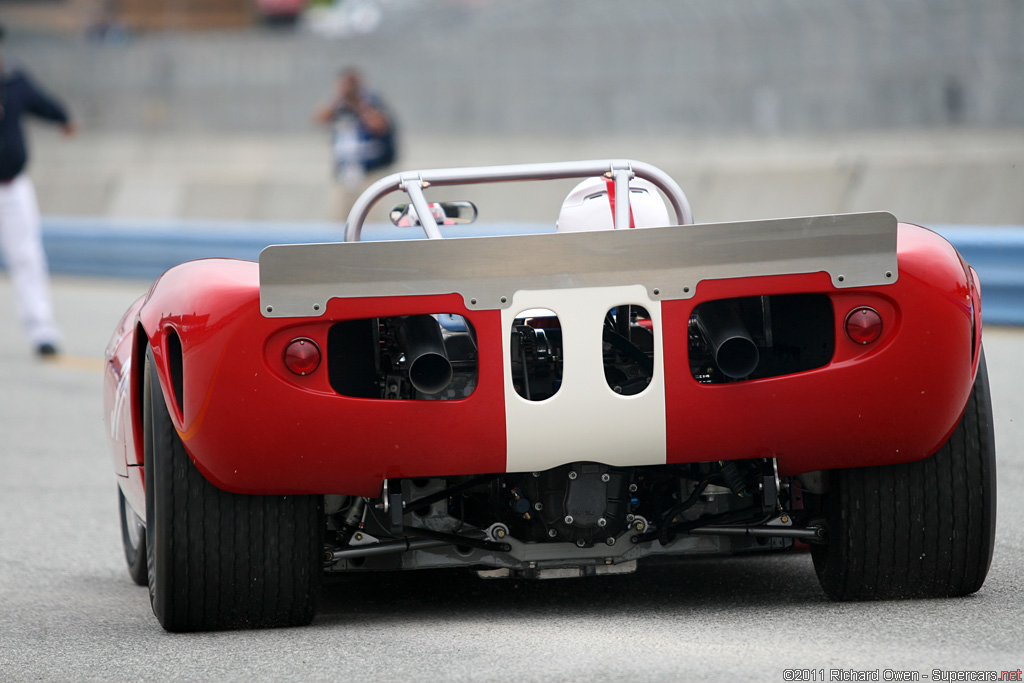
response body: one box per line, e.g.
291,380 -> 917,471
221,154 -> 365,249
283,338 -> 321,375
845,307 -> 883,344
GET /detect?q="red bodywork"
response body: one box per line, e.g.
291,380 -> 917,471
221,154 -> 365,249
105,223 -> 982,517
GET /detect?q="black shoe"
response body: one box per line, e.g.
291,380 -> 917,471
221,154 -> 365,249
36,343 -> 59,358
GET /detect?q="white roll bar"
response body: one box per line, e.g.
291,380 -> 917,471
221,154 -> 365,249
343,159 -> 694,242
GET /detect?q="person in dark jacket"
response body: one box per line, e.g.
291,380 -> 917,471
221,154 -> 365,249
314,68 -> 396,222
0,26 -> 76,357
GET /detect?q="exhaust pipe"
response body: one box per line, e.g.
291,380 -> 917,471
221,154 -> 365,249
396,315 -> 454,395
693,302 -> 760,379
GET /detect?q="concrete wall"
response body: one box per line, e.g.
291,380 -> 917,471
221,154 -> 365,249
27,128 -> 1024,225
6,0 -> 1024,137
6,0 -> 1024,225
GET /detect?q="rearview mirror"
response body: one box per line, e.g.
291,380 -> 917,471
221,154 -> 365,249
390,201 -> 478,227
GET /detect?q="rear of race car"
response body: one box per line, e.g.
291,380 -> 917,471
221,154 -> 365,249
105,166 -> 994,632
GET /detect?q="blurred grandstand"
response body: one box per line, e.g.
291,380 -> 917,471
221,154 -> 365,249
2,0 -> 1022,224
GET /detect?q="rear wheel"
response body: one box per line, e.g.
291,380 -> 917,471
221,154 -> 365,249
812,349 -> 997,600
118,487 -> 147,586
143,346 -> 323,631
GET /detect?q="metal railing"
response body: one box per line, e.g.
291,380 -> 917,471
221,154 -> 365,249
24,218 -> 1024,327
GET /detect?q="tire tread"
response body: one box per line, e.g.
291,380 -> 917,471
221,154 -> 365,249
812,350 -> 997,600
144,348 -> 321,631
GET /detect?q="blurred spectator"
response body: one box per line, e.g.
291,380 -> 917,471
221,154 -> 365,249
84,0 -> 129,44
314,68 -> 396,222
0,25 -> 76,358
255,0 -> 309,27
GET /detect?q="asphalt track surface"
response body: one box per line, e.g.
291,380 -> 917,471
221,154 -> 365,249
1,274 -> 1022,682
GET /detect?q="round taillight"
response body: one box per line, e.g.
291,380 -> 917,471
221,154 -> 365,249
284,338 -> 321,375
845,307 -> 883,344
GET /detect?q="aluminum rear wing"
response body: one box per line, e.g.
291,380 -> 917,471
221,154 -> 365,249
343,159 -> 694,242
261,211 -> 898,318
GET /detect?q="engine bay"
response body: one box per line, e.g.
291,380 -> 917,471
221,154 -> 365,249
325,292 -> 835,406
322,457 -> 823,578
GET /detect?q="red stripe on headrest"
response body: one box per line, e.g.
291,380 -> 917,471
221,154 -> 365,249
603,177 -> 636,228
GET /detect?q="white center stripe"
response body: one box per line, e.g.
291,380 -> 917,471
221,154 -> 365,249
502,285 -> 668,473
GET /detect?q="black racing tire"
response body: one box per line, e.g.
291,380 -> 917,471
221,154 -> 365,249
143,347 -> 323,632
118,487 -> 148,586
812,348 -> 997,600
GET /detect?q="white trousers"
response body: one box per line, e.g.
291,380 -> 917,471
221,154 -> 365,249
0,175 -> 60,346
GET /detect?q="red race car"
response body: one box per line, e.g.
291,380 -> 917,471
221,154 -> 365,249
104,160 -> 996,632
